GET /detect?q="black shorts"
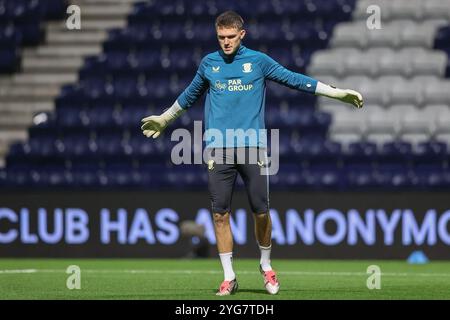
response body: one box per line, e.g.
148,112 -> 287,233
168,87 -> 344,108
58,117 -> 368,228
206,147 -> 270,214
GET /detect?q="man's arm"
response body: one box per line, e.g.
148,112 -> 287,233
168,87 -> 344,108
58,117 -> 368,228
259,53 -> 363,109
141,59 -> 209,138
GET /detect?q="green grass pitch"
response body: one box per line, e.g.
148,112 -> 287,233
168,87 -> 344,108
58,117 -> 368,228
0,259 -> 449,299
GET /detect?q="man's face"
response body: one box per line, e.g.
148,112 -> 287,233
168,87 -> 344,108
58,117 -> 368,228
216,26 -> 245,55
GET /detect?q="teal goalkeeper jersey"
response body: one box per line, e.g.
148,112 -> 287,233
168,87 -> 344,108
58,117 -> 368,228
176,45 -> 318,148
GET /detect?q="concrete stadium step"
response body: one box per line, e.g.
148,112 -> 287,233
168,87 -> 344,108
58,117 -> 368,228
0,112 -> 34,127
0,84 -> 60,99
45,30 -> 107,45
22,57 -> 84,73
0,129 -> 28,146
23,45 -> 102,57
0,144 -> 8,167
0,102 -> 54,113
72,4 -> 132,19
4,73 -> 77,85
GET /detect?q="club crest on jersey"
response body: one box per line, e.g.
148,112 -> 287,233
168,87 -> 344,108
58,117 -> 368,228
212,66 -> 220,73
242,63 -> 252,73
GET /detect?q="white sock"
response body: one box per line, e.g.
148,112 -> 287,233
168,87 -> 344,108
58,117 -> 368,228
219,252 -> 235,281
259,245 -> 272,272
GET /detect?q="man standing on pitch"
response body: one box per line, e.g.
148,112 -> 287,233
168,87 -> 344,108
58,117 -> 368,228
141,11 -> 363,296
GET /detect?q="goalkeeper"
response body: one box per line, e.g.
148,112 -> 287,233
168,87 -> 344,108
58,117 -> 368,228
141,11 -> 363,296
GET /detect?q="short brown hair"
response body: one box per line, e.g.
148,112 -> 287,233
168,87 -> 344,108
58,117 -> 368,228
215,11 -> 244,30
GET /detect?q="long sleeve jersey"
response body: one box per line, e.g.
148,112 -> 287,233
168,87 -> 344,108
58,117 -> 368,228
176,45 -> 318,148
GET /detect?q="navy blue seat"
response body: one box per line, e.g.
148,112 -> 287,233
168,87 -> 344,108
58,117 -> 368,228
94,130 -> 126,157
305,163 -> 344,190
80,76 -> 113,99
128,134 -> 168,160
167,48 -> 198,71
142,77 -> 171,98
185,0 -> 218,17
29,135 -> 58,158
411,141 -> 448,190
0,25 -> 21,47
412,164 -> 446,190
378,140 -> 413,164
120,106 -> 152,128
59,131 -> 95,158
190,22 -> 216,43
28,162 -> 69,188
0,168 -> 7,188
344,163 -> 376,190
413,141 -> 447,166
434,26 -> 450,51
103,29 -> 137,51
292,139 -> 342,169
375,163 -> 413,190
56,105 -> 86,128
131,50 -> 161,72
272,1 -> 306,16
103,160 -> 141,188
275,133 -> 297,160
267,48 -> 295,69
0,48 -> 19,73
343,141 -> 378,180
165,165 -> 207,190
5,164 -> 37,188
79,55 -> 109,80
86,105 -> 119,129
270,163 -> 304,190
113,76 -> 139,99
138,163 -> 170,189
39,0 -> 67,20
69,161 -> 104,188
0,26 -> 21,72
103,51 -> 130,72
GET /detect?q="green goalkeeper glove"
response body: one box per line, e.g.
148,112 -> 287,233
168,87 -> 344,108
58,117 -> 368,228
141,101 -> 185,138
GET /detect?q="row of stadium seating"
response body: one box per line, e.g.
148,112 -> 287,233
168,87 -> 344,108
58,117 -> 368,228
318,75 -> 450,107
310,48 -> 449,78
352,0 -> 450,21
128,0 -> 356,19
34,102 -> 450,146
103,21 -> 334,50
331,20 -> 447,49
6,131 -> 449,164
79,47 -> 315,77
0,0 -> 67,73
3,159 -> 450,190
61,73 -> 450,107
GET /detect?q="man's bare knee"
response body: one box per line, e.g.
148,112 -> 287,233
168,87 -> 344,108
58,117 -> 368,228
254,212 -> 270,220
213,212 -> 229,227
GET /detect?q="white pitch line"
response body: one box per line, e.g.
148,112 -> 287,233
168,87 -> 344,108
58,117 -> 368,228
0,269 -> 38,274
0,269 -> 450,278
